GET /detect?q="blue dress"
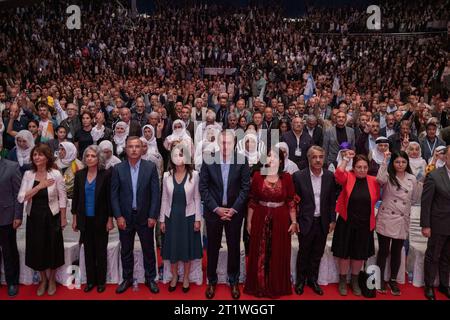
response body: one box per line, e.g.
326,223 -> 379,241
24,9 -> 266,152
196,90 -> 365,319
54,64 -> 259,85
162,173 -> 203,263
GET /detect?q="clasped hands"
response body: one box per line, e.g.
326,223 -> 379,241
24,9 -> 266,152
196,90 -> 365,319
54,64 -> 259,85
216,207 -> 235,221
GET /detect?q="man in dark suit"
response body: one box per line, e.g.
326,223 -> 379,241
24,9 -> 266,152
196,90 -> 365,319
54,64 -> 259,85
111,136 -> 160,294
281,116 -> 312,170
388,120 -> 418,153
0,150 -> 23,297
215,96 -> 230,128
323,111 -> 355,168
292,146 -> 337,296
200,130 -> 250,300
421,145 -> 450,300
305,115 -> 323,147
181,105 -> 195,138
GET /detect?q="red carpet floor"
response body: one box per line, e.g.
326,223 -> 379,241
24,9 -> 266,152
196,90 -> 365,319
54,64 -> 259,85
1,281 -> 448,300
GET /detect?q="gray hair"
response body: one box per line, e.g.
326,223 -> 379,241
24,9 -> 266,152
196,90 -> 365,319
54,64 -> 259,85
306,114 -> 317,122
82,145 -> 106,170
307,145 -> 325,160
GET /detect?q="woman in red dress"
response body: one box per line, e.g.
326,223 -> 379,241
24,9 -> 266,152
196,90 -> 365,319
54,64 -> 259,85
244,147 -> 299,298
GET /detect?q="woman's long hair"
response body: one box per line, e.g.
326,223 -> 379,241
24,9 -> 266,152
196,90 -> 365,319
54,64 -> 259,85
387,151 -> 413,188
254,146 -> 285,177
168,141 -> 194,182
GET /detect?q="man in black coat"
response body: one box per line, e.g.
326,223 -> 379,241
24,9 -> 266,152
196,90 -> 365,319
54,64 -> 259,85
199,130 -> 250,300
281,116 -> 312,170
421,145 -> 450,300
292,145 -> 337,296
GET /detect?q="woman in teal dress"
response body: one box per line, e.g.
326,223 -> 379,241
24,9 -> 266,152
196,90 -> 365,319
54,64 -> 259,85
160,141 -> 203,293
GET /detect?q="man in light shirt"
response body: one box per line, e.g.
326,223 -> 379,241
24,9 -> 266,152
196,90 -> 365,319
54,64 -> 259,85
292,146 -> 337,296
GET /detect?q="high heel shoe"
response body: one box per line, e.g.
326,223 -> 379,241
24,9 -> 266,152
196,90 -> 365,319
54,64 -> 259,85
168,276 -> 178,292
182,282 -> 190,293
37,280 -> 47,297
47,280 -> 57,296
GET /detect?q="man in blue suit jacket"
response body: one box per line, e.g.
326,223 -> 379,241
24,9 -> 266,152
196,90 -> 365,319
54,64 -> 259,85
111,136 -> 160,294
200,130 -> 250,300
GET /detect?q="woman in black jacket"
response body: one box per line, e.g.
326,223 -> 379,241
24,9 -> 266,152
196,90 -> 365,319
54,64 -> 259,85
72,145 -> 114,293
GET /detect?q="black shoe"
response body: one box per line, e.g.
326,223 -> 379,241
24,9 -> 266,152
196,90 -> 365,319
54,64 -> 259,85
205,284 -> 216,299
84,284 -> 96,293
146,281 -> 159,294
308,280 -> 324,296
424,286 -> 436,300
294,280 -> 306,295
438,285 -> 450,299
115,279 -> 133,294
182,284 -> 190,293
377,280 -> 387,294
168,276 -> 178,292
8,285 -> 18,297
97,285 -> 106,293
388,280 -> 401,296
231,284 -> 241,300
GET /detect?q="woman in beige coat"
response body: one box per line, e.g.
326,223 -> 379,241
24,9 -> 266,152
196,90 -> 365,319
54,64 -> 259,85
376,150 -> 420,295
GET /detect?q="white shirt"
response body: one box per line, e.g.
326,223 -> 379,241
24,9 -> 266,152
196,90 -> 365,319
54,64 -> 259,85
310,169 -> 323,217
386,127 -> 395,138
447,165 -> 450,181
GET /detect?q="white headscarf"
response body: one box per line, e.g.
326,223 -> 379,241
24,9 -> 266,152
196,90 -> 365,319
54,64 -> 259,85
113,121 -> 128,155
99,140 -> 122,169
237,131 -> 265,165
15,130 -> 35,166
141,125 -> 158,153
276,142 -> 299,174
336,149 -> 353,171
407,142 -> 427,181
430,145 -> 447,168
58,141 -> 78,167
370,145 -> 386,165
164,119 -> 193,150
90,124 -> 105,143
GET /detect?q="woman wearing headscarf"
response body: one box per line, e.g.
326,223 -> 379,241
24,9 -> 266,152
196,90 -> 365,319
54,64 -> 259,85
368,137 -> 390,176
406,142 -> 427,183
425,145 -> 447,174
335,142 -> 354,172
275,142 -> 299,175
56,141 -> 84,199
193,124 -> 221,171
236,129 -> 266,170
163,119 -> 193,151
112,121 -> 128,160
7,130 -> 35,173
140,136 -> 163,182
98,140 -> 121,170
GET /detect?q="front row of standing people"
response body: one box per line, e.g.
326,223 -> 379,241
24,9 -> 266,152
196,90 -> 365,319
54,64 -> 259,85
0,134 -> 449,300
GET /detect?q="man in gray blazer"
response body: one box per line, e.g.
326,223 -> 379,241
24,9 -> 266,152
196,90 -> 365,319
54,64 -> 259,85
322,111 -> 355,168
0,149 -> 23,297
421,145 -> 450,300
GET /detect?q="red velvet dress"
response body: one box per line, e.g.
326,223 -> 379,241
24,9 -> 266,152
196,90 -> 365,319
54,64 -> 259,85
244,171 -> 298,298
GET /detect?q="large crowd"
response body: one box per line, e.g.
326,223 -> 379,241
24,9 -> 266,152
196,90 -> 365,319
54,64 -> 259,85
0,0 -> 449,300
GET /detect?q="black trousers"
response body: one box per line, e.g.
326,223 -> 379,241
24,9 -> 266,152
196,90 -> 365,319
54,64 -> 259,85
205,212 -> 243,285
82,217 -> 108,286
296,217 -> 327,284
376,233 -> 404,282
119,215 -> 156,283
0,224 -> 20,285
424,233 -> 450,287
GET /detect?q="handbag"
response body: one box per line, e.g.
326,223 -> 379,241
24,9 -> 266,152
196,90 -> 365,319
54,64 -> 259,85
358,262 -> 377,298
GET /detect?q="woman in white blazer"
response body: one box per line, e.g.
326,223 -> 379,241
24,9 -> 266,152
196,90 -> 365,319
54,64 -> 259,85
160,141 -> 203,293
18,143 -> 67,297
